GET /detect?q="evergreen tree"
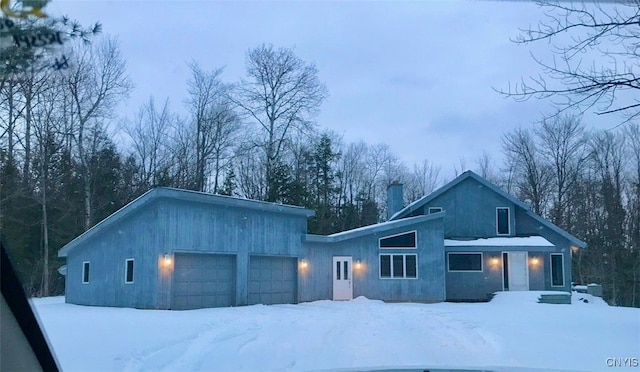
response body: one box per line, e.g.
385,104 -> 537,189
220,166 -> 237,196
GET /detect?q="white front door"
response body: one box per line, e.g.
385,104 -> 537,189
507,251 -> 529,291
332,256 -> 353,300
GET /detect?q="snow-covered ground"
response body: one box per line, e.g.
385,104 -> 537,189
31,292 -> 639,371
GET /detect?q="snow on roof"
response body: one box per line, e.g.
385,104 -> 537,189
444,236 -> 554,247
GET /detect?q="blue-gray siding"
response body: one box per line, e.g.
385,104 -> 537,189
444,248 -> 548,301
61,174 -> 579,309
301,218 -> 445,303
65,200 -> 160,308
409,178 -> 518,239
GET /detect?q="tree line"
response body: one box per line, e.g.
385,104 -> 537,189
1,27 -> 638,308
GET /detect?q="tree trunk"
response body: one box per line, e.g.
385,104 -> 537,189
41,179 -> 49,296
22,87 -> 32,186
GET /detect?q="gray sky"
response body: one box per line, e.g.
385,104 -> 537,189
50,0 -> 617,180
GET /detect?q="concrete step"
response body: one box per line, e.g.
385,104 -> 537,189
539,293 -> 571,304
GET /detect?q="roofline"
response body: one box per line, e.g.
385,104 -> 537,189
305,213 -> 443,243
58,188 -> 158,257
390,170 -> 530,221
155,188 -> 315,217
525,210 -> 587,248
444,236 -> 554,247
59,187 -> 315,257
389,170 -> 587,249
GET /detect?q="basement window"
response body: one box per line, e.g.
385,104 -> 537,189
551,253 -> 564,287
379,231 -> 416,249
82,261 -> 90,284
379,254 -> 417,279
125,259 -> 134,284
448,253 -> 483,272
428,207 -> 442,214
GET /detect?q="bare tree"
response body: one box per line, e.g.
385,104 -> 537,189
502,127 -> 552,215
336,140 -> 367,206
537,114 -> 588,227
404,159 -> 441,202
186,62 -> 241,192
65,36 -> 132,230
499,2 -> 640,124
235,140 -> 266,200
125,96 -> 173,189
31,76 -> 62,296
231,44 -> 327,199
589,131 -> 626,304
453,156 -> 467,178
624,124 -> 640,306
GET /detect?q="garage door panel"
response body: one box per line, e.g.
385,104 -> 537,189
271,281 -> 283,292
260,269 -> 271,280
217,282 -> 233,294
218,268 -> 233,279
172,253 -> 236,310
249,281 -> 260,293
189,282 -> 204,295
201,282 -> 216,295
260,281 -> 272,293
248,256 -> 297,305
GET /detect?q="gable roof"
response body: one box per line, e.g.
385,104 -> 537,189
59,187 -> 315,257
389,170 -> 586,249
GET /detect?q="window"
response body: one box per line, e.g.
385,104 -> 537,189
125,259 -> 134,284
448,253 -> 483,272
496,207 -> 510,235
379,254 -> 417,279
82,261 -> 90,284
428,207 -> 442,214
379,231 -> 416,249
551,253 -> 564,287
343,260 -> 349,280
502,252 -> 509,290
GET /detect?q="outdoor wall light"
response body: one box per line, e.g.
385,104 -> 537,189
490,257 -> 500,266
162,253 -> 172,266
530,257 -> 540,266
355,260 -> 362,269
299,259 -> 308,269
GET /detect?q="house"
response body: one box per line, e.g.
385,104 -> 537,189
387,171 -> 586,301
58,170 -> 585,309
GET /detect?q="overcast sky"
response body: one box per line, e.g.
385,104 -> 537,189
49,0 -> 618,181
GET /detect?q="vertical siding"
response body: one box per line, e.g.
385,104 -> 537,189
417,178 -> 517,238
67,197 -> 310,309
155,198 -> 309,308
301,218 -> 445,303
445,249 -> 547,301
528,251 -> 545,290
515,209 -> 572,292
65,201 -> 160,308
445,251 -> 503,301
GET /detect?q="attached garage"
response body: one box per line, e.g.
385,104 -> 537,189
172,253 -> 236,310
248,256 -> 298,305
